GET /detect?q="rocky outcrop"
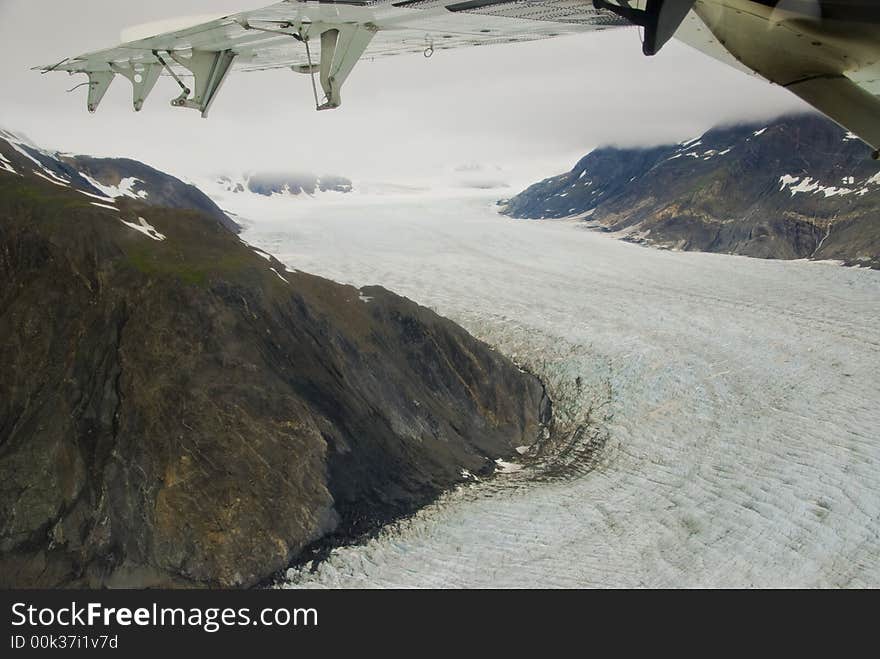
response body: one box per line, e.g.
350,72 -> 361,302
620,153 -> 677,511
217,172 -> 353,197
501,114 -> 880,267
0,144 -> 548,588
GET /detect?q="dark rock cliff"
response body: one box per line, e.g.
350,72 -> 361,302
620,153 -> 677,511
0,144 -> 548,588
502,114 -> 880,267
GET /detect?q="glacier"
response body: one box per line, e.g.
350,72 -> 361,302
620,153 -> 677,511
236,192 -> 880,588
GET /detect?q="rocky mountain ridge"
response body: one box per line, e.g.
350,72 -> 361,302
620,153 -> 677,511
0,129 -> 549,588
0,128 -> 239,234
501,114 -> 880,268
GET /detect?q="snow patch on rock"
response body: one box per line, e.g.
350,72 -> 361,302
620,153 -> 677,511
120,216 -> 165,241
0,152 -> 18,175
80,173 -> 148,200
269,267 -> 289,283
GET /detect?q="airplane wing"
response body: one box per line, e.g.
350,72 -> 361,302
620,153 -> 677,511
38,1 -> 625,114
37,1 -> 880,155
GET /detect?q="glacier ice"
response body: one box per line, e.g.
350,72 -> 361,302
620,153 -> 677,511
236,192 -> 880,588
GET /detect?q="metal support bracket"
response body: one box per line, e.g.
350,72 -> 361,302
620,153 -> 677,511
153,50 -> 191,108
110,60 -> 162,111
593,0 -> 695,56
85,71 -> 115,113
314,23 -> 377,110
166,49 -> 237,118
242,19 -> 375,111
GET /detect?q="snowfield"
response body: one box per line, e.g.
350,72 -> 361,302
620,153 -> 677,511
237,193 -> 880,588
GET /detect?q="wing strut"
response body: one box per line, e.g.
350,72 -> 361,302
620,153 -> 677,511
153,50 -> 191,103
302,35 -> 323,110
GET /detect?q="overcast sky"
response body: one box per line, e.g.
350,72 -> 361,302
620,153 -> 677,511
0,0 -> 808,185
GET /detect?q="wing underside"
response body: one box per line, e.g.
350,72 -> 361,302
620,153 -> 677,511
41,1 -> 624,114
56,1 -> 624,71
678,0 -> 880,153
37,0 -> 880,152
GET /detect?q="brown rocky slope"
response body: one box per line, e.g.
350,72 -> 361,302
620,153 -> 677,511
0,158 -> 549,588
502,114 -> 880,267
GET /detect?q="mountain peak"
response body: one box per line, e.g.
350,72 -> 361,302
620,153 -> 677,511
502,113 -> 880,267
0,128 -> 239,233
